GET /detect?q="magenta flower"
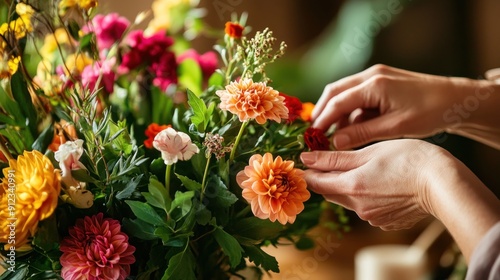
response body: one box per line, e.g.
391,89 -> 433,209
81,58 -> 116,94
177,49 -> 218,79
153,127 -> 199,165
151,52 -> 178,91
120,30 -> 174,72
60,213 -> 136,280
83,13 -> 130,50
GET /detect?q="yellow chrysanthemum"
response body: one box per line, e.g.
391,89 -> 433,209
0,151 -> 61,251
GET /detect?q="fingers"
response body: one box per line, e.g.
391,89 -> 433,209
300,150 -> 366,171
312,75 -> 365,122
302,169 -> 347,195
332,113 -> 402,150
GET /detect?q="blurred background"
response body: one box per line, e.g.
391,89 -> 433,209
106,0 -> 500,279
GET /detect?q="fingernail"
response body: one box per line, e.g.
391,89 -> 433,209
300,152 -> 316,165
333,134 -> 350,150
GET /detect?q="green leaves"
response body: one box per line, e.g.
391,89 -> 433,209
187,89 -> 214,133
213,227 -> 244,268
243,245 -> 279,273
162,247 -> 196,280
142,177 -> 172,212
178,59 -> 202,96
125,200 -> 166,226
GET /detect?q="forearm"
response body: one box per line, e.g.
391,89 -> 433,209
445,78 -> 500,149
425,152 -> 500,261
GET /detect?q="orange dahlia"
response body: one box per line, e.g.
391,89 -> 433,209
0,151 -> 61,250
216,79 -> 288,125
236,153 -> 310,225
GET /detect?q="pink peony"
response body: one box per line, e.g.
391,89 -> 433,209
119,30 -> 177,90
60,213 -> 136,280
83,13 -> 130,50
81,58 -> 116,94
177,49 -> 218,79
153,127 -> 199,165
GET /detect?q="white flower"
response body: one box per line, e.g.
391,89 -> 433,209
54,139 -> 86,187
54,139 -> 94,208
153,127 -> 199,165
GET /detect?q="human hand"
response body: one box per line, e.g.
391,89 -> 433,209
312,64 -> 500,150
300,139 -> 445,230
301,139 -> 500,260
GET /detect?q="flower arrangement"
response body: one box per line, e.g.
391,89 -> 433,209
0,0 -> 348,279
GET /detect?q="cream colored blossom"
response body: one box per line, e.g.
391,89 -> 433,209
153,127 -> 199,165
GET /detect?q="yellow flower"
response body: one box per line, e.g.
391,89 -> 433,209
0,151 -> 61,251
16,2 -> 35,32
0,52 -> 20,79
145,0 -> 192,35
59,0 -> 98,15
64,53 -> 93,76
40,28 -> 73,59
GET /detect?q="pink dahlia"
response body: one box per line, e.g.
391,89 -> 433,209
60,213 -> 136,280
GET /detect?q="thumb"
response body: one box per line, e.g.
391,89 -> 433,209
333,114 -> 400,150
300,150 -> 365,172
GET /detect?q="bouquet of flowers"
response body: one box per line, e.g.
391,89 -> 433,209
0,0 -> 348,279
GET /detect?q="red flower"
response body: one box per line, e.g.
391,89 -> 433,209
279,93 -> 303,123
224,22 -> 244,39
144,123 -> 171,148
59,213 -> 136,280
304,127 -> 330,151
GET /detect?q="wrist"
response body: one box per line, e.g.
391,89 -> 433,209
422,147 -> 500,260
444,78 -> 500,134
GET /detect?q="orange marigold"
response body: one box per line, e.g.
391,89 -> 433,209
224,22 -> 244,39
216,79 -> 288,125
236,153 -> 310,225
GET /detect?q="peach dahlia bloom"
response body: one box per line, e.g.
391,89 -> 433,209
60,213 -> 136,280
236,153 -> 310,225
216,79 -> 289,125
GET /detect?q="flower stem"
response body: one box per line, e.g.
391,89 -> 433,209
165,164 -> 172,193
229,121 -> 248,164
200,156 -> 211,202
